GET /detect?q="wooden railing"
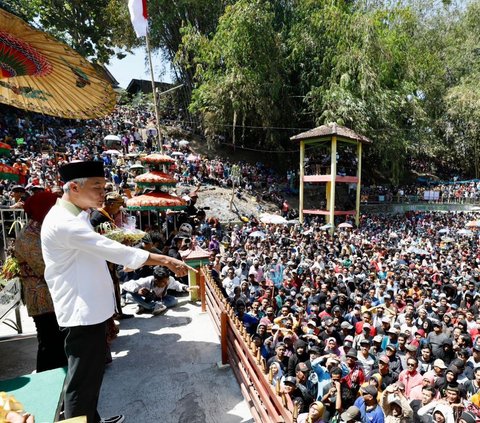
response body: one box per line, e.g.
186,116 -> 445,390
199,267 -> 297,423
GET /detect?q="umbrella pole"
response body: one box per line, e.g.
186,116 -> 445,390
145,31 -> 163,154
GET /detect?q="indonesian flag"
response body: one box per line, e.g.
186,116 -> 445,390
128,0 -> 148,38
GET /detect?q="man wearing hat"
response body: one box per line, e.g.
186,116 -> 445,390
340,405 -> 361,423
384,344 -> 403,377
41,161 -> 195,423
426,319 -> 449,358
381,384 -> 413,422
367,355 -> 398,389
354,385 -> 384,422
343,350 -> 366,390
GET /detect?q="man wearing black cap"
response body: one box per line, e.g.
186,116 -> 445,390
41,161 -> 194,423
354,385 -> 384,422
426,320 -> 449,358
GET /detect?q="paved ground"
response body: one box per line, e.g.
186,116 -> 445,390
0,300 -> 254,423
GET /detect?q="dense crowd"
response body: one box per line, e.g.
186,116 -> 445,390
200,211 -> 480,423
4,102 -> 480,423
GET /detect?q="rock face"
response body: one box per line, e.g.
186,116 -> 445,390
193,185 -> 280,223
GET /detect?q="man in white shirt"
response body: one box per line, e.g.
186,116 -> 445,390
41,161 -> 194,423
222,268 -> 240,298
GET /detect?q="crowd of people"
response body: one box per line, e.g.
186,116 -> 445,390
202,211 -> 480,423
4,101 -> 480,423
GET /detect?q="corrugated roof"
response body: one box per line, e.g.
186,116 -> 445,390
290,123 -> 372,144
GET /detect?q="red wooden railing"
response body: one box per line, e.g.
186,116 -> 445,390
199,267 -> 298,423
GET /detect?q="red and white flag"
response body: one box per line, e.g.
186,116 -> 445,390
128,0 -> 148,38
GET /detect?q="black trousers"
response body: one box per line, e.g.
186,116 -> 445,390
33,312 -> 68,372
61,321 -> 107,423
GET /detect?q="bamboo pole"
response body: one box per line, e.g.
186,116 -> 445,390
356,141 -> 363,226
299,140 -> 305,224
145,31 -> 163,153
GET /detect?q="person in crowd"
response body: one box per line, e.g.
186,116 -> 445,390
122,266 -> 190,315
354,385 -> 385,423
41,161 -> 194,423
14,191 -> 67,372
380,384 -> 413,423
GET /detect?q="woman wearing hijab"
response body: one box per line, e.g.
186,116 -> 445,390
297,401 -> 325,423
15,191 -> 67,372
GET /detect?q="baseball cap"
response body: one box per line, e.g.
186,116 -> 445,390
296,362 -> 310,373
341,321 -> 353,330
433,359 -> 447,369
361,385 -> 378,397
386,344 -> 397,351
373,335 -> 383,343
346,350 -> 358,359
341,406 -> 361,422
379,355 -> 390,364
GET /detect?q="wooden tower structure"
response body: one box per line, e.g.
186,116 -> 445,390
290,123 -> 372,227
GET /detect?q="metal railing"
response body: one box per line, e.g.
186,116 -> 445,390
199,268 -> 298,423
0,208 -> 27,262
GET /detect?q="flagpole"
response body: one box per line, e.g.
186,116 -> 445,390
145,31 -> 163,153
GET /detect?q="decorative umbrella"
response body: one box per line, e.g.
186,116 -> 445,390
338,222 -> 353,229
140,154 -> 175,165
457,229 -> 473,236
134,171 -> 177,188
438,228 -> 449,234
0,142 -> 12,156
320,223 -> 333,230
171,152 -> 184,157
0,163 -> 19,181
178,140 -> 190,147
126,192 -> 187,211
441,236 -> 455,243
0,8 -> 115,119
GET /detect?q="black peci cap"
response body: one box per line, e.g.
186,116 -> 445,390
59,161 -> 104,182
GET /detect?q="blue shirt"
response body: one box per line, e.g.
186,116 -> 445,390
354,397 -> 385,423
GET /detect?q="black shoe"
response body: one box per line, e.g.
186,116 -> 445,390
100,415 -> 125,423
118,313 -> 134,320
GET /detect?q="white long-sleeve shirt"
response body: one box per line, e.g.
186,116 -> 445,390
41,200 -> 149,327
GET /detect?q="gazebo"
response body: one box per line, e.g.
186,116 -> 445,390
290,123 -> 372,227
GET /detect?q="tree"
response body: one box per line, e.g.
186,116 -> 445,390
1,0 -> 138,63
179,0 -> 286,148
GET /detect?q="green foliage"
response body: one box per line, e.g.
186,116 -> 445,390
1,0 -> 138,63
179,0 -> 285,147
3,0 -> 480,181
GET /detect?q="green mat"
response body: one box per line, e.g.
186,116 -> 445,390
0,367 -> 66,423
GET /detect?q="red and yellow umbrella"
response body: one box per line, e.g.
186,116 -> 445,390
0,8 -> 115,119
134,171 -> 177,188
126,192 -> 187,211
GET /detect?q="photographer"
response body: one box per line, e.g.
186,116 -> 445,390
381,383 -> 413,423
122,266 -> 191,315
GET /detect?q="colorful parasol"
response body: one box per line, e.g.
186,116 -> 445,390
0,8 -> 115,119
126,192 -> 187,211
140,154 -> 175,165
0,163 -> 19,181
134,171 -> 177,188
0,141 -> 12,156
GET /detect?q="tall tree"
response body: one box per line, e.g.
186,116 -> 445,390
179,0 -> 286,148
